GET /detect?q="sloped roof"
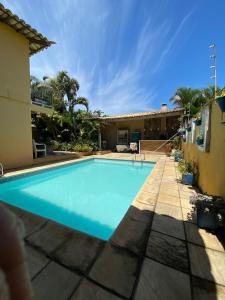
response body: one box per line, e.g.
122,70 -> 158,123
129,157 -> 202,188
0,3 -> 55,55
100,107 -> 184,121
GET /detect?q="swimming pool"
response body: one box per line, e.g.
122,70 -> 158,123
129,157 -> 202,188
0,158 -> 155,240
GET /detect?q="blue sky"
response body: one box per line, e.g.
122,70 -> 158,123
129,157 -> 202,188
2,0 -> 225,114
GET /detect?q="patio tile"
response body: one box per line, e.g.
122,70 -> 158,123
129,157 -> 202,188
71,278 -> 123,300
159,188 -> 180,198
32,261 -> 81,300
111,211 -> 150,255
3,203 -> 24,217
21,211 -> 47,237
180,197 -> 193,209
25,245 -> 49,279
155,202 -> 182,220
157,194 -> 180,207
134,258 -> 191,300
89,243 -> 139,298
188,243 -> 225,285
146,231 -> 188,273
27,221 -> 73,254
127,205 -> 154,224
185,223 -> 225,252
182,206 -> 197,224
192,276 -> 225,300
152,214 -> 185,240
135,191 -> 157,206
53,231 -> 103,273
133,201 -> 155,212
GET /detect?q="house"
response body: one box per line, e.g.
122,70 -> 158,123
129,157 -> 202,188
0,4 -> 54,170
100,104 -> 184,151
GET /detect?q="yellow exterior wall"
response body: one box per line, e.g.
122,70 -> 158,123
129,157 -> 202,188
182,102 -> 225,199
0,23 -> 33,169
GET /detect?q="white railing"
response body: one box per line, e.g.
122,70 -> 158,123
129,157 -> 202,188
0,163 -> 4,177
139,131 -> 180,154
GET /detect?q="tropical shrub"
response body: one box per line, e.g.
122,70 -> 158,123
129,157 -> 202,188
177,159 -> 197,175
73,143 -> 93,152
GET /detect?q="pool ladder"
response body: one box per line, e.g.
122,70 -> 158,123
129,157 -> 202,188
133,153 -> 145,165
0,162 -> 3,177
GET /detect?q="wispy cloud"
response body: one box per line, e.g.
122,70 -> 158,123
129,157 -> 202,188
1,0 -> 195,114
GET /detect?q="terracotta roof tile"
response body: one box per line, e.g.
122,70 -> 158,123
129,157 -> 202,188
0,3 -> 55,55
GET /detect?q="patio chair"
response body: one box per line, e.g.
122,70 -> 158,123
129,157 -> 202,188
32,140 -> 46,159
130,142 -> 138,153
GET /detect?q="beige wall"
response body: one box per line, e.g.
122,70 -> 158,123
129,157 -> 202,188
0,23 -> 33,169
102,120 -> 144,149
183,102 -> 225,199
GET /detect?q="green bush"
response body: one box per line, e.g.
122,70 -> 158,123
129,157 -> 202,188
73,143 -> 93,152
177,159 -> 197,175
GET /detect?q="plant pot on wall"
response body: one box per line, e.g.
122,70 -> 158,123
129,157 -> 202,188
182,173 -> 195,185
216,96 -> 225,112
186,126 -> 192,132
194,119 -> 202,126
196,137 -> 204,145
197,208 -> 219,230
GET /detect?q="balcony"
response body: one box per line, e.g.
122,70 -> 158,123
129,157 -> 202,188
31,96 -> 54,114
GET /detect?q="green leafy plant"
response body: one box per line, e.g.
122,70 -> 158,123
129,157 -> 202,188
177,159 -> 197,175
73,143 -> 93,152
190,194 -> 225,228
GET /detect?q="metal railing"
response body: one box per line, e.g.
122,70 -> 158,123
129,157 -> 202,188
139,131 -> 180,154
0,163 -> 4,177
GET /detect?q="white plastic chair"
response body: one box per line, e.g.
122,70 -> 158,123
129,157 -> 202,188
32,140 -> 46,159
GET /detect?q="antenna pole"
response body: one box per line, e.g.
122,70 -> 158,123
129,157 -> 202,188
209,43 -> 217,99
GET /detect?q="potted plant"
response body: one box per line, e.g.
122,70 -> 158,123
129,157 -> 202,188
186,126 -> 192,132
174,150 -> 183,162
190,194 -> 225,230
216,88 -> 225,112
196,136 -> 204,145
178,159 -> 197,185
193,113 -> 202,126
178,127 -> 186,135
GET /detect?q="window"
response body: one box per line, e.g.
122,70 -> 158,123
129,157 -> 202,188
117,129 -> 128,145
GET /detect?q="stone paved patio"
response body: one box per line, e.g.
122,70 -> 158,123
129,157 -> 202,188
1,153 -> 225,299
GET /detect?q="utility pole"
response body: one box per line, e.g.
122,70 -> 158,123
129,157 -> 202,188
209,43 -> 217,98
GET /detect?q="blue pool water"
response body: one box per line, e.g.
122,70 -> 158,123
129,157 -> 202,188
0,158 -> 155,240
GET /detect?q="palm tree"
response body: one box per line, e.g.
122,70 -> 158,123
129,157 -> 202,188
170,87 -> 205,116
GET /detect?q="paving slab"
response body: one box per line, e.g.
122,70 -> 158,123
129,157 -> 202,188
157,193 -> 180,207
146,231 -> 188,273
155,202 -> 182,220
152,214 -> 185,240
111,211 -> 150,256
180,197 -> 193,209
71,278 -> 123,300
27,221 -> 73,254
192,276 -> 225,300
25,245 -> 49,279
53,231 -> 103,273
127,205 -> 153,224
21,211 -> 47,237
188,243 -> 225,286
135,191 -> 157,206
134,258 -> 191,300
89,243 -> 139,298
32,261 -> 81,300
159,188 -> 180,198
185,223 -> 225,252
182,206 -> 197,224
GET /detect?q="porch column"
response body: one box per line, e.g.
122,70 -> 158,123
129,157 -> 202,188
160,117 -> 167,134
98,128 -> 102,150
